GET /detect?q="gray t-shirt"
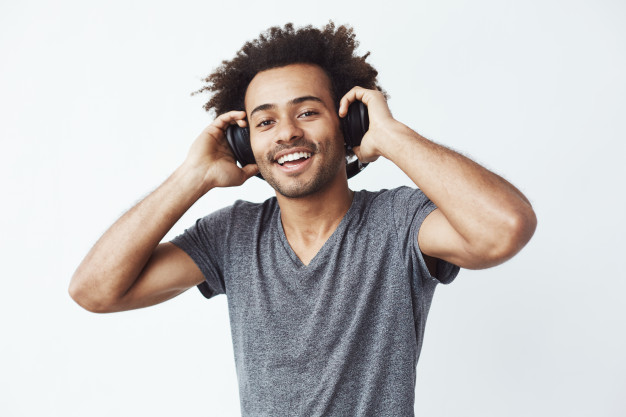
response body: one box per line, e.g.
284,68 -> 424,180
172,186 -> 459,416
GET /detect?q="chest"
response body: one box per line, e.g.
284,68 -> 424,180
284,235 -> 330,266
225,219 -> 411,320
225,233 -> 416,364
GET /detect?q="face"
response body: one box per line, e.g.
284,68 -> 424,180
244,63 -> 346,198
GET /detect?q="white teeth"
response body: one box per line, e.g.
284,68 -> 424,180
277,152 -> 311,165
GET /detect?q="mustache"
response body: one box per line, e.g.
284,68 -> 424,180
266,138 -> 318,162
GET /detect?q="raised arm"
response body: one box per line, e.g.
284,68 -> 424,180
69,111 -> 258,313
339,87 -> 537,270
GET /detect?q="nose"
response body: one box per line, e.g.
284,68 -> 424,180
274,117 -> 303,144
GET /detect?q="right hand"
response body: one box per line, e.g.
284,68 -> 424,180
182,110 -> 259,191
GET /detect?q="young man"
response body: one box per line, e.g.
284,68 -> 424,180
70,23 -> 536,416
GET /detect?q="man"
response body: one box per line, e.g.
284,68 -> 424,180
70,22 -> 536,416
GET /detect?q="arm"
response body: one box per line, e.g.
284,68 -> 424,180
69,111 -> 258,313
339,87 -> 537,270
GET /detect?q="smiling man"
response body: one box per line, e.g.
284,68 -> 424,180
70,22 -> 536,416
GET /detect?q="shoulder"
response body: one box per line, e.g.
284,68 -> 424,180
230,197 -> 277,218
354,186 -> 437,240
202,196 -> 277,220
186,197 -> 278,239
354,186 -> 429,212
356,185 -> 426,198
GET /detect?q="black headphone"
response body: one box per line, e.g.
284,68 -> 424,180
225,101 -> 370,180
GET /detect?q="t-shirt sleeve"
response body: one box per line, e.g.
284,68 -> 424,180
170,206 -> 231,299
391,186 -> 460,285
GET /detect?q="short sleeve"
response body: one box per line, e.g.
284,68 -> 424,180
391,186 -> 460,285
170,206 -> 231,299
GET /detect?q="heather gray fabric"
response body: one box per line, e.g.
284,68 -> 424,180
172,186 -> 459,416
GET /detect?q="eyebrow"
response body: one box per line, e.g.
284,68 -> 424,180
249,95 -> 324,118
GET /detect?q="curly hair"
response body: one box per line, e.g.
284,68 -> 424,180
193,21 -> 385,116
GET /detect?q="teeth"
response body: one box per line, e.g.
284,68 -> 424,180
277,152 -> 311,165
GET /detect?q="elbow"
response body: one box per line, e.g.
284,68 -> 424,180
68,273 -> 117,314
470,205 -> 537,269
494,205 -> 537,264
507,203 -> 538,255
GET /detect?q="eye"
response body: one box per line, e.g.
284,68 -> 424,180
256,119 -> 274,128
299,110 -> 319,118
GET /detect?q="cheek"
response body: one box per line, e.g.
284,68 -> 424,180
249,135 -> 265,161
328,126 -> 346,152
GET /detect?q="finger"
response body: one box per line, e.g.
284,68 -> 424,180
208,110 -> 247,132
339,88 -> 355,117
339,86 -> 372,117
241,163 -> 259,181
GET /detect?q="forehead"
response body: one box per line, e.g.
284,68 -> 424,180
244,63 -> 334,112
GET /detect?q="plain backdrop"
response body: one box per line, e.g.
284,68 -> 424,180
1,0 -> 625,416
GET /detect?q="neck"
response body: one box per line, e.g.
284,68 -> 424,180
276,174 -> 354,244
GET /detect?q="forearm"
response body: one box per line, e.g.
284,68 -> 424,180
69,165 -> 206,310
379,121 -> 536,255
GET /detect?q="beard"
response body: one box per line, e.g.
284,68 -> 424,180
256,136 -> 346,199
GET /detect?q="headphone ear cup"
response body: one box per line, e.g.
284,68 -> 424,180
341,101 -> 370,179
342,101 -> 370,149
225,125 -> 253,165
225,125 -> 264,179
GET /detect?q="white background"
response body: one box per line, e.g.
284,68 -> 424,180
2,0 -> 625,416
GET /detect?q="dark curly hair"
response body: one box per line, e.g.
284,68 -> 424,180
192,21 -> 385,116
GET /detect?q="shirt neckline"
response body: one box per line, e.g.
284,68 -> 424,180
274,190 -> 363,269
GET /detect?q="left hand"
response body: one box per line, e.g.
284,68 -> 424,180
338,86 -> 396,163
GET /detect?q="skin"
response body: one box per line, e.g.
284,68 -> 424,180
68,63 -> 536,313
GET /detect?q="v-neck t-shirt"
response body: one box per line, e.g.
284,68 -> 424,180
172,186 -> 459,416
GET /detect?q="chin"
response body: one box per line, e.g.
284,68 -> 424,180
261,162 -> 343,199
272,178 -> 326,199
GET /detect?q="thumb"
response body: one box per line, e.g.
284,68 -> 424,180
352,145 -> 380,164
352,145 -> 362,161
241,164 -> 260,181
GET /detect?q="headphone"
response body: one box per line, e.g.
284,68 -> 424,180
225,101 -> 370,180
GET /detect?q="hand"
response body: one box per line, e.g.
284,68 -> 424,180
182,111 -> 259,191
338,87 -> 396,163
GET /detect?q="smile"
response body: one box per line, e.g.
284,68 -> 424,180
276,152 -> 312,165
